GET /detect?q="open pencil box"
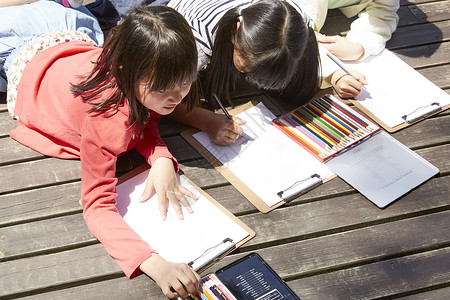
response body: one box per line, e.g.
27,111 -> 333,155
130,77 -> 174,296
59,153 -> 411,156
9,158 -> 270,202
272,93 -> 439,208
272,93 -> 380,162
185,252 -> 300,300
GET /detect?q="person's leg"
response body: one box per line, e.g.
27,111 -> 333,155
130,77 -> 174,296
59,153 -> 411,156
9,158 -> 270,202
85,0 -> 169,30
0,1 -> 103,92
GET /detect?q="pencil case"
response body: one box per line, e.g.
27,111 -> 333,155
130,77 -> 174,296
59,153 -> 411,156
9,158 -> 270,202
272,93 -> 380,162
183,253 -> 300,300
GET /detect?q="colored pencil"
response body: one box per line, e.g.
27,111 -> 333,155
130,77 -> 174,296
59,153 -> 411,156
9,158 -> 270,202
323,95 -> 370,128
296,107 -> 339,145
303,104 -> 348,140
277,121 -> 323,156
309,101 -> 353,136
316,97 -> 365,135
282,117 -> 331,154
285,116 -> 331,150
290,111 -> 336,148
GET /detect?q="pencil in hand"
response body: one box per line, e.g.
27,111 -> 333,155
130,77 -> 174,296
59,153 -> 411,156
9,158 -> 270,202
213,93 -> 232,119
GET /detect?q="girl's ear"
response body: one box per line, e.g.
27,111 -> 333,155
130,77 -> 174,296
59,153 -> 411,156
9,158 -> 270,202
236,17 -> 242,31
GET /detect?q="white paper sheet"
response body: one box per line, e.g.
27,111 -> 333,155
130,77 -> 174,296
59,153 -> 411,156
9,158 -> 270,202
193,103 -> 335,207
343,49 -> 450,128
115,170 -> 249,268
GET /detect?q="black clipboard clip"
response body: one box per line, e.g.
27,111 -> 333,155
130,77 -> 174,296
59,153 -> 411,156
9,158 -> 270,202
188,238 -> 235,271
402,102 -> 441,124
277,174 -> 322,202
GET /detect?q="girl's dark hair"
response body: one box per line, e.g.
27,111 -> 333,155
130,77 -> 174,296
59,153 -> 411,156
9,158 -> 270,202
71,5 -> 198,137
204,0 -> 320,106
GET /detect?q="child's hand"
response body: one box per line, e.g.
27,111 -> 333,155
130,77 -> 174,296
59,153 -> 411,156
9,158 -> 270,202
317,34 -> 364,61
140,253 -> 201,299
139,157 -> 198,221
207,114 -> 246,146
330,69 -> 368,99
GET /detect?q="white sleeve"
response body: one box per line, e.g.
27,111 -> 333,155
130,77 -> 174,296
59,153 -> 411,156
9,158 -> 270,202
345,0 -> 400,59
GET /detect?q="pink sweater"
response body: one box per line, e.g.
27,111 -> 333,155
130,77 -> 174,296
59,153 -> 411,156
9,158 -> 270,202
10,41 -> 177,278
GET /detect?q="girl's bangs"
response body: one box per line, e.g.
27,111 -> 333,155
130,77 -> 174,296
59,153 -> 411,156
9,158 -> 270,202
147,47 -> 197,92
246,51 -> 295,91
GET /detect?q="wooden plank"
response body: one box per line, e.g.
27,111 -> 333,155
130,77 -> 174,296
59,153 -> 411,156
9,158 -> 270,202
397,286 -> 450,299
290,247 -> 450,299
0,111 -> 17,137
18,276 -> 167,300
0,214 -> 93,261
391,114 -> 450,149
164,135 -> 203,162
0,182 -> 81,227
0,158 -> 81,194
394,41 -> 450,68
239,176 -> 450,248
0,136 -> 44,165
408,1 -> 450,24
0,244 -> 122,299
387,20 -> 450,49
205,143 -> 450,216
179,158 -> 229,188
401,0 -> 442,5
7,204 -> 450,299
322,1 -> 450,35
6,176 -> 448,264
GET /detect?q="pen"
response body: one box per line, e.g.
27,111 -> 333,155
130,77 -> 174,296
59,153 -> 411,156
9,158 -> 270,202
213,93 -> 232,120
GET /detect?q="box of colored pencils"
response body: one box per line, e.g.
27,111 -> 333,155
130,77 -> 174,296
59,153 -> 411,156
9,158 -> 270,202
272,94 -> 380,162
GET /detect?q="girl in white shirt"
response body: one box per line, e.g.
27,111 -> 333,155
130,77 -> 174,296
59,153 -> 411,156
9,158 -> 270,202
168,0 -> 321,145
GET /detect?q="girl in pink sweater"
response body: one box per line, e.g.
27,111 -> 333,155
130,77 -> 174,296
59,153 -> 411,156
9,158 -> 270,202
8,5 -> 200,298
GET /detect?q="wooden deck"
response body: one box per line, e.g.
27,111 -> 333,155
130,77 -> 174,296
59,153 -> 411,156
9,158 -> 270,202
1,0 -> 449,299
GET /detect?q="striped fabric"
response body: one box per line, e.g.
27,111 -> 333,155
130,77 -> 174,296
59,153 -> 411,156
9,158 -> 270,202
168,0 -> 314,58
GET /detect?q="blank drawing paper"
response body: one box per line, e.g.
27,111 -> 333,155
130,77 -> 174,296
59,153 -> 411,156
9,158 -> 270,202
192,103 -> 335,207
115,169 -> 250,269
344,49 -> 450,128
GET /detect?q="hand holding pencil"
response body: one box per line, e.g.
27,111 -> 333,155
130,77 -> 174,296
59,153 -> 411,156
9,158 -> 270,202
208,94 -> 246,146
325,48 -> 368,99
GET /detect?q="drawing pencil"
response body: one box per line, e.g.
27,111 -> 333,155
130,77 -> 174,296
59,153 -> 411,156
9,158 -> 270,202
326,51 -> 367,92
326,51 -> 359,80
213,94 -> 232,119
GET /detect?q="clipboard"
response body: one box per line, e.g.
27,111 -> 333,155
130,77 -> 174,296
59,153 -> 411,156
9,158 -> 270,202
272,94 -> 440,208
115,164 -> 255,272
350,100 -> 449,132
181,102 -> 336,213
184,252 -> 301,300
337,49 -> 450,132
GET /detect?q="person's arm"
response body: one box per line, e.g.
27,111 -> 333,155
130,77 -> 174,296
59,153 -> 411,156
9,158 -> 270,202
327,68 -> 368,99
140,252 -> 201,298
317,0 -> 399,61
170,103 -> 246,146
341,0 -> 400,59
318,42 -> 367,98
80,116 -> 157,278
